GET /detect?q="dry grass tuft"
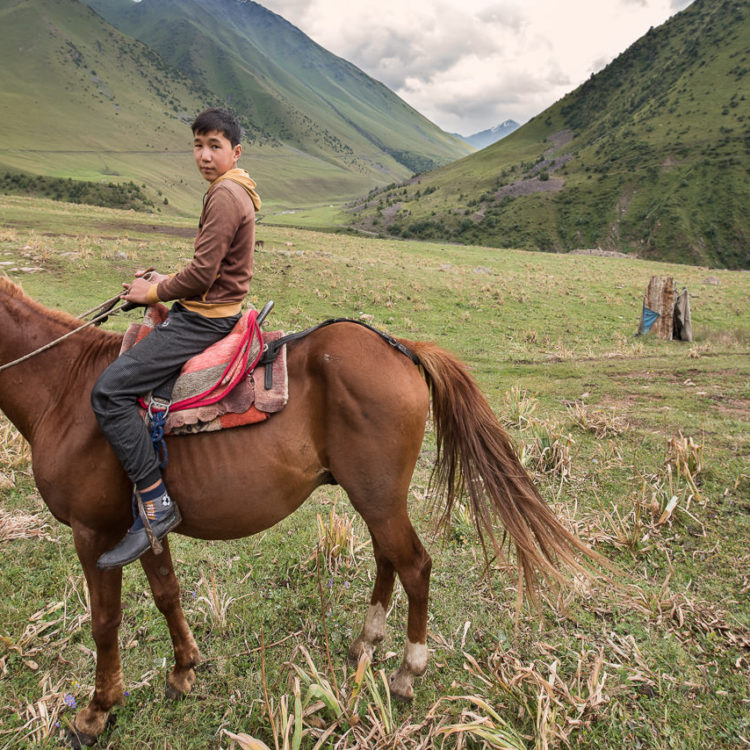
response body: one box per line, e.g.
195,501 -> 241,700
566,400 -> 627,438
501,386 -> 539,430
649,590 -> 750,652
0,508 -> 52,543
666,432 -> 703,484
1,675 -> 70,746
316,500 -> 363,573
223,645 -> 408,750
460,645 -> 610,748
194,572 -> 238,631
429,694 -> 527,749
590,465 -> 709,552
0,416 -> 32,488
520,419 -> 574,481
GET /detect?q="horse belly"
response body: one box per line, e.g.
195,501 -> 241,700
161,420 -> 325,540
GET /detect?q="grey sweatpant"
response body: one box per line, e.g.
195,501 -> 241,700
91,303 -> 240,490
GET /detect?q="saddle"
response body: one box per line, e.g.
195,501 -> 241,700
120,304 -> 288,436
119,310 -> 418,438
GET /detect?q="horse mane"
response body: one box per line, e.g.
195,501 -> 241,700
0,275 -> 123,349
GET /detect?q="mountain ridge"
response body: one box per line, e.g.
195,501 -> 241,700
81,0 -> 471,175
0,0 -> 471,214
454,120 -> 520,149
348,0 -> 750,269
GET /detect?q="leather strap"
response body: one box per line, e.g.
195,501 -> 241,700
257,318 -> 419,390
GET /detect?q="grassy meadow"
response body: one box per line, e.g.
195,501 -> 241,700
0,195 -> 748,749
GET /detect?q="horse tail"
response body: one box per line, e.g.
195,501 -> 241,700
401,339 -> 610,603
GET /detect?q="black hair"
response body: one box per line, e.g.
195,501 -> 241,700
191,108 -> 242,147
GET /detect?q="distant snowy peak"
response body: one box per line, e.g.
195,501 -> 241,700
454,120 -> 520,149
489,120 -> 519,135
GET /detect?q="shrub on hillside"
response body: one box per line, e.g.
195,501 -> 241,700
0,171 -> 155,211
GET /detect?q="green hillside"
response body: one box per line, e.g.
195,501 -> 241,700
0,0 -> 470,216
83,0 -> 470,176
349,0 -> 750,269
0,0 -> 217,212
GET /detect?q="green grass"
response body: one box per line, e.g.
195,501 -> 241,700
0,197 -> 748,748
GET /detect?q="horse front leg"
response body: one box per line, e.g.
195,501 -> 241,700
139,540 -> 202,699
69,525 -> 125,748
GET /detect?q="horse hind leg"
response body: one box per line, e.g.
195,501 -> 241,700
352,513 -> 432,701
139,541 -> 202,699
388,520 -> 432,701
348,535 -> 394,664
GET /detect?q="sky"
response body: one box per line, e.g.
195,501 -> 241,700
260,0 -> 695,136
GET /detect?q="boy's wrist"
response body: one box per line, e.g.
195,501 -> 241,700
145,284 -> 161,304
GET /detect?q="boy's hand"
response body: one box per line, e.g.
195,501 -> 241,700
120,276 -> 155,304
135,269 -> 170,284
120,270 -> 169,304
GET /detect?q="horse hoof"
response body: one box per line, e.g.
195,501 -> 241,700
346,644 -> 365,668
165,679 -> 186,701
66,712 -> 116,748
66,726 -> 97,749
389,687 -> 414,703
165,668 -> 195,700
347,638 -> 375,668
388,672 -> 415,702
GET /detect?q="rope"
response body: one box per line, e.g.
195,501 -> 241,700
134,489 -> 163,555
0,296 -> 130,373
76,292 -> 123,320
147,399 -> 170,469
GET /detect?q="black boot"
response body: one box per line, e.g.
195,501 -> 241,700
97,487 -> 181,570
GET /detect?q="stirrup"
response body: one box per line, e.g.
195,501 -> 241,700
135,489 -> 164,555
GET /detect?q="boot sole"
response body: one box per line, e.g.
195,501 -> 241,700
96,507 -> 182,570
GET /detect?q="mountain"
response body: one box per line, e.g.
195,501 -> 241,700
349,0 -> 750,269
0,0 -> 216,211
455,120 -> 519,149
0,0 -> 470,215
79,0 -> 471,197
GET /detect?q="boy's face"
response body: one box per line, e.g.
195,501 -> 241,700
193,130 -> 241,182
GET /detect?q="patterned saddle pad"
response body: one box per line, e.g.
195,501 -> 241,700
120,304 -> 288,435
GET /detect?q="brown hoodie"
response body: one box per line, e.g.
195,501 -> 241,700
151,170 -> 260,317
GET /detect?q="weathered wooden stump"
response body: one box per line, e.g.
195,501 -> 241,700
638,276 -> 692,341
639,276 -> 675,339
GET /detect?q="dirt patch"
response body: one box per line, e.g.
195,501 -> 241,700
35,223 -> 196,241
545,130 -> 575,154
706,393 -> 750,412
381,202 -> 403,221
495,177 -> 564,200
95,222 -> 195,238
527,153 -> 573,177
570,248 -> 630,258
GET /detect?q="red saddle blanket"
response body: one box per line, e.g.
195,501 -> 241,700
119,304 -> 288,435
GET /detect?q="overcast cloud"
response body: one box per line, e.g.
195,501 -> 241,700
259,0 -> 694,135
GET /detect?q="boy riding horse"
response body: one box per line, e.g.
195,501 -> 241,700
92,108 -> 261,570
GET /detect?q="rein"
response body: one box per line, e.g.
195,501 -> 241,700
0,292 -> 130,373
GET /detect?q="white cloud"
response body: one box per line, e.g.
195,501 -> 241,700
259,0 -> 695,135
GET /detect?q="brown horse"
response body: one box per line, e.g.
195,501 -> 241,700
0,277 -> 599,746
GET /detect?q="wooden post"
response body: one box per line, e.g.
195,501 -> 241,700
673,288 -> 693,342
639,276 -> 674,339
